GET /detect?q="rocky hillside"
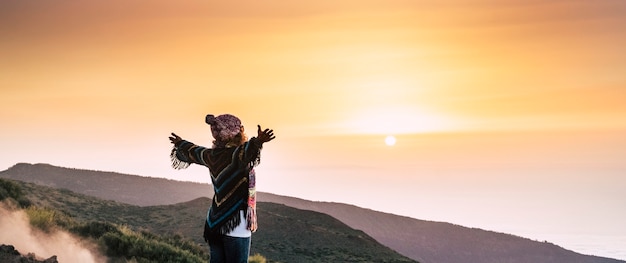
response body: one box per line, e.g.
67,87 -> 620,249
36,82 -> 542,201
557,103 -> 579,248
0,244 -> 58,263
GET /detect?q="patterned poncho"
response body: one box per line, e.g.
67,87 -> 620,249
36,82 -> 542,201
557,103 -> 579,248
170,138 -> 261,239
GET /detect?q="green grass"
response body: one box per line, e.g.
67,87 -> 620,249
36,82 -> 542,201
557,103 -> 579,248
1,178 -> 416,263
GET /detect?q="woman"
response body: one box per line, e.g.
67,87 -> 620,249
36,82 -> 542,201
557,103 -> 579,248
169,114 -> 275,263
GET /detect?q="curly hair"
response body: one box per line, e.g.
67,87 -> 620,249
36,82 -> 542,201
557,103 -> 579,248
214,131 -> 248,148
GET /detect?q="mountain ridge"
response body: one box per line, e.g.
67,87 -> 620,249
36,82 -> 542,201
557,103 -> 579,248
1,163 -> 212,206
1,162 -> 623,263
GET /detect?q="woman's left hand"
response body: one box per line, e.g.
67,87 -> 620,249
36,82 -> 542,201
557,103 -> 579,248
257,125 -> 275,143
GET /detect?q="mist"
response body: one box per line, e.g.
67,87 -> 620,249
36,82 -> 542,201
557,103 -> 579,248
0,204 -> 106,263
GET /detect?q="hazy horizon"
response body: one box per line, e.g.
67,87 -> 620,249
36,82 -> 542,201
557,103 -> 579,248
2,0 -> 625,260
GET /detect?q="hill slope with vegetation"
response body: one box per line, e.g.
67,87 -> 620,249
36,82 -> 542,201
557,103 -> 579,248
0,178 -> 415,263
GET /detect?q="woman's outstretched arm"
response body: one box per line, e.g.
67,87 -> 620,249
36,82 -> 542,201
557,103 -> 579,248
169,133 -> 211,169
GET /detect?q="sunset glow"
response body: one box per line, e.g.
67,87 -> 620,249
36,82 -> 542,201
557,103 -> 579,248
1,0 -> 625,260
343,105 -> 454,134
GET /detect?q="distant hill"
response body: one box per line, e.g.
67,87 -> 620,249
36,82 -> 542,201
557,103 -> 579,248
259,193 -> 626,263
2,163 -> 624,263
0,163 -> 211,206
4,178 -> 414,263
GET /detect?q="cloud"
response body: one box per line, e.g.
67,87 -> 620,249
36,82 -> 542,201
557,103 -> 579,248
0,204 -> 106,263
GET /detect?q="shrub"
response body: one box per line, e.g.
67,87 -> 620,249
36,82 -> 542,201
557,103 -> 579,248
24,206 -> 74,232
71,221 -> 121,238
0,178 -> 22,200
99,225 -> 208,263
249,253 -> 268,263
0,179 -> 31,208
71,221 -> 209,262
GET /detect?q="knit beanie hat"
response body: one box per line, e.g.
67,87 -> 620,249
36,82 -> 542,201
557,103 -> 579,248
205,114 -> 243,142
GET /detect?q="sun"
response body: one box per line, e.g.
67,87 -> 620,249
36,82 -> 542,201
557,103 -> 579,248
385,135 -> 397,146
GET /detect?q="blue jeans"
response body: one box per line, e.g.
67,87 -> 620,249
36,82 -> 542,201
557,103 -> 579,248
208,235 -> 251,263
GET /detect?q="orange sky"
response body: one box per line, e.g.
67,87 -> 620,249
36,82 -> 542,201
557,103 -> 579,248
1,0 -> 626,259
2,0 -> 625,137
